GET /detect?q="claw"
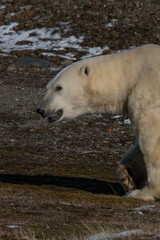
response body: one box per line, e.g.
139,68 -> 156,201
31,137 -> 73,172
117,164 -> 135,192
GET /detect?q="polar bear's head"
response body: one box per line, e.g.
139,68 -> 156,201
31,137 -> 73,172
36,60 -> 98,122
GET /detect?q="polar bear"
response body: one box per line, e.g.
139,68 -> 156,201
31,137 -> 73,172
37,44 -> 160,201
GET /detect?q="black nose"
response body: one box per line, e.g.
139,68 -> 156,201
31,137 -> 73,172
36,108 -> 45,117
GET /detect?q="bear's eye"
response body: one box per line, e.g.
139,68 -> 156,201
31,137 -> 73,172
55,85 -> 62,91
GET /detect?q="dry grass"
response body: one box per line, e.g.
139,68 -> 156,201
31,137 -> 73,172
0,183 -> 160,240
14,217 -> 160,240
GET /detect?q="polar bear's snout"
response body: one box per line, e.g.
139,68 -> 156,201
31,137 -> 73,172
36,106 -> 63,122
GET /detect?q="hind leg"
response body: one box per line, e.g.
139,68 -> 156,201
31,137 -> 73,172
117,141 -> 147,192
128,109 -> 160,201
127,164 -> 160,201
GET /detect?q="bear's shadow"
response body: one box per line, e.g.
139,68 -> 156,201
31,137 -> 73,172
0,174 -> 125,196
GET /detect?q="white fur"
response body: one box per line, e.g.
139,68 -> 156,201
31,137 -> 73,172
38,44 -> 160,201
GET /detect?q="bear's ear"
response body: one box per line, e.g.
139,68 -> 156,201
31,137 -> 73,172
80,65 -> 91,77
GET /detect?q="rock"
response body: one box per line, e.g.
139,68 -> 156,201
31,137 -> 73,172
120,18 -> 131,25
33,15 -> 40,20
61,59 -> 73,66
13,57 -> 52,68
21,5 -> 33,11
7,65 -> 16,71
5,13 -> 12,20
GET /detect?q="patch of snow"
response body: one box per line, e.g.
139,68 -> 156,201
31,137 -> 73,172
87,229 -> 143,240
137,211 -> 143,215
6,225 -> 19,229
81,46 -> 109,59
0,5 -> 5,10
42,51 -> 76,60
58,200 -> 71,206
92,113 -> 103,118
152,234 -> 160,238
0,53 -> 8,56
41,52 -> 56,57
63,52 -> 75,59
0,22 -> 83,55
124,118 -> 131,125
0,22 -> 109,59
113,230 -> 143,238
59,21 -> 70,26
134,205 -> 155,211
50,67 -> 62,71
105,22 -> 113,27
105,19 -> 118,28
0,22 -> 18,35
111,115 -> 123,119
133,205 -> 155,215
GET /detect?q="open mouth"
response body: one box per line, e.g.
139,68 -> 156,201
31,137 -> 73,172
48,109 -> 63,123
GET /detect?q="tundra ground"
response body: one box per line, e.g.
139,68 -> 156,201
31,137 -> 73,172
0,0 -> 160,239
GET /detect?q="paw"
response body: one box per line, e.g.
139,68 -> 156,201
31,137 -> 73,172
127,189 -> 155,201
117,164 -> 135,192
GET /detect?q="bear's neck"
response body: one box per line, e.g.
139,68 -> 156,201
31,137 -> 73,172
88,88 -> 130,115
93,97 -> 128,115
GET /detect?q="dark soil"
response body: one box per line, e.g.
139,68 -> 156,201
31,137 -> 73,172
0,0 -> 160,239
